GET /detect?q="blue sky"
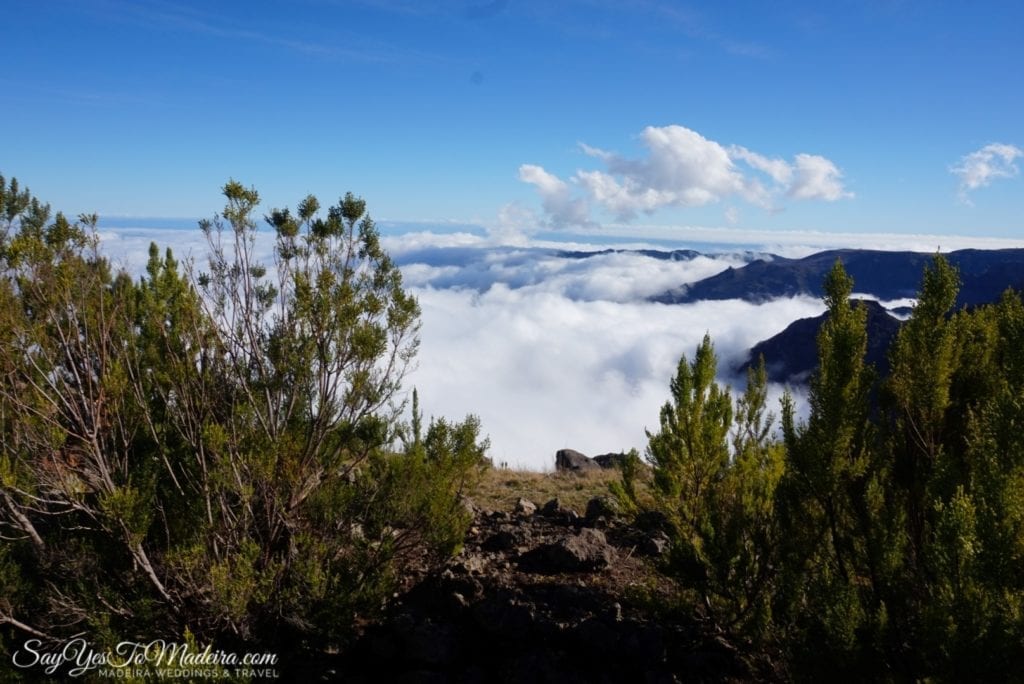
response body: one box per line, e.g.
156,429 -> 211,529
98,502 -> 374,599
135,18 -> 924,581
3,0 -> 1023,241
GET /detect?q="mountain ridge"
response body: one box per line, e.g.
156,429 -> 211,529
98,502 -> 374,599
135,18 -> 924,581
652,247 -> 1024,307
739,299 -> 903,384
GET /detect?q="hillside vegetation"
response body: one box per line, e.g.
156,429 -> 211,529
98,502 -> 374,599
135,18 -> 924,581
2,174 -> 1023,680
0,176 -> 487,670
624,256 -> 1024,679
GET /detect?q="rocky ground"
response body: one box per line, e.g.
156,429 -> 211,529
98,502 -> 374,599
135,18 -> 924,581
332,491 -> 779,683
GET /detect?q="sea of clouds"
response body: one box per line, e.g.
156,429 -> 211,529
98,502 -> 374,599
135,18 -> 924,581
388,242 -> 826,468
96,221 -> 1024,470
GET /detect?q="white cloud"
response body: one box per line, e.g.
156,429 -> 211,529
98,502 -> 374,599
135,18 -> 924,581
549,221 -> 1024,255
951,143 -> 1022,203
580,126 -> 752,219
384,240 -> 825,469
490,202 -> 538,244
517,164 -> 592,228
522,124 -> 852,227
578,141 -> 614,161
788,153 -> 853,201
620,125 -> 749,204
382,230 -> 486,254
728,145 -> 793,186
393,246 -> 748,302
408,280 -> 823,470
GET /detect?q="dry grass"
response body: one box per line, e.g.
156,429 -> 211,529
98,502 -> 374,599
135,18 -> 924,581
470,466 -> 657,514
470,467 -> 620,513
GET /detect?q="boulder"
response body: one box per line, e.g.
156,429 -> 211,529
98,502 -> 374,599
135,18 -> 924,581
520,528 -> 615,573
593,452 -> 628,470
541,497 -> 563,516
584,496 -> 620,524
482,524 -> 530,552
514,497 -> 537,516
482,529 -> 518,552
540,497 -> 580,525
555,448 -> 600,473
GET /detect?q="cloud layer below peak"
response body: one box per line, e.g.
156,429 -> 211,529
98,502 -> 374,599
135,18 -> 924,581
520,125 -> 852,228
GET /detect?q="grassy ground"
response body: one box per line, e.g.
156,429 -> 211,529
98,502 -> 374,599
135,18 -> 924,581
470,465 -> 655,513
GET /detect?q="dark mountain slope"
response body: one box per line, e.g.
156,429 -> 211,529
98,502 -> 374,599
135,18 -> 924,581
654,248 -> 1024,307
740,299 -> 903,384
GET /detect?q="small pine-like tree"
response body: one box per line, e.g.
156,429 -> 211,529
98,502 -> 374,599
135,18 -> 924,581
774,260 -> 886,671
626,335 -> 783,635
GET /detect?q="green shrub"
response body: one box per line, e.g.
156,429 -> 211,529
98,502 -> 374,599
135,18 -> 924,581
0,175 -> 483,664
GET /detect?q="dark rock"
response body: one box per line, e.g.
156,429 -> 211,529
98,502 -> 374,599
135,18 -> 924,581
541,497 -> 580,525
634,510 -> 671,534
584,496 -> 620,524
622,623 -> 666,664
481,530 -> 517,552
507,651 -> 586,684
482,525 -> 527,552
593,452 -> 628,469
541,497 -> 563,516
641,533 -> 670,557
438,571 -> 483,602
520,528 -> 615,573
402,620 -> 459,667
366,629 -> 400,659
575,616 -> 619,655
395,670 -> 449,684
555,448 -> 600,473
644,673 -> 681,684
471,596 -> 535,636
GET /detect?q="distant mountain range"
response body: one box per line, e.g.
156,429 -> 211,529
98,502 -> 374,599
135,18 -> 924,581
556,247 -> 700,261
551,245 -> 1024,384
627,246 -> 1024,386
651,248 -> 1024,308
